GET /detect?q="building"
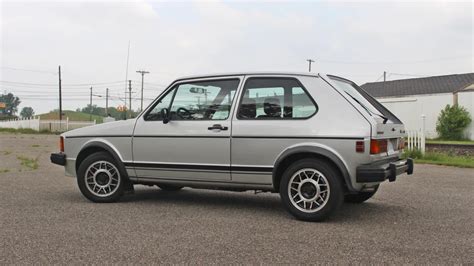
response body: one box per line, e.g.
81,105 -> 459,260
361,73 -> 474,140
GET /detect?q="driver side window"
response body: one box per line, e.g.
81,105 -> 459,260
144,88 -> 175,121
170,79 -> 239,120
145,79 -> 240,121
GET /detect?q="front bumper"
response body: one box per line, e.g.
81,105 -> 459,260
356,158 -> 413,183
50,153 -> 66,166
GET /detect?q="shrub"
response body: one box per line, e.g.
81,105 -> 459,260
403,148 -> 423,159
436,104 -> 471,140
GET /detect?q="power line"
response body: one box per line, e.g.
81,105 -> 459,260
0,66 -> 57,75
388,72 -> 427,77
0,80 -> 125,87
375,73 -> 385,82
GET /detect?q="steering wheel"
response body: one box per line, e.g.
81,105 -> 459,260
176,107 -> 193,119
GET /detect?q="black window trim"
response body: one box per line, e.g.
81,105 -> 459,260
327,75 -> 402,124
236,76 -> 319,120
143,77 -> 241,122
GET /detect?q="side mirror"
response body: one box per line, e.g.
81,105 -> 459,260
161,108 -> 170,124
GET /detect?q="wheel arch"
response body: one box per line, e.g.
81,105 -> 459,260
75,140 -> 125,174
272,145 -> 355,192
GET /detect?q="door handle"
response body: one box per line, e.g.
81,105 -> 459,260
208,124 -> 228,131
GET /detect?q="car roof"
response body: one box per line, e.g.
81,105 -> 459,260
174,72 -> 321,82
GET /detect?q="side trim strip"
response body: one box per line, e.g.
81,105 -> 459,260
124,162 -> 273,173
67,135 -> 132,139
136,176 -> 273,186
134,135 -> 229,139
232,136 -> 365,140
67,135 -> 364,140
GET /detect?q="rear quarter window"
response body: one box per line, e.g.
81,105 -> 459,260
237,77 -> 318,120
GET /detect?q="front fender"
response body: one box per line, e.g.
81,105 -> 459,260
74,139 -> 127,177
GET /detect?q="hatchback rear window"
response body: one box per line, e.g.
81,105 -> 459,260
328,75 -> 401,124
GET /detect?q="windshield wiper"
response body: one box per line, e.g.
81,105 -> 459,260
344,92 -> 389,124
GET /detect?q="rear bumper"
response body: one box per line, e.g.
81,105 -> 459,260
50,153 -> 66,166
356,158 -> 413,183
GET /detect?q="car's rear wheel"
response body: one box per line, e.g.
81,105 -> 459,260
279,158 -> 343,222
77,152 -> 127,203
344,185 -> 379,203
157,184 -> 184,191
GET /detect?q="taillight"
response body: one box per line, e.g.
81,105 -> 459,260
59,136 -> 64,152
370,139 -> 388,154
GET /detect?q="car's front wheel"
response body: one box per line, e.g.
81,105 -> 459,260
279,158 -> 344,222
77,152 -> 127,203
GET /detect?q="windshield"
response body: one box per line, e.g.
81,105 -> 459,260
328,75 -> 402,124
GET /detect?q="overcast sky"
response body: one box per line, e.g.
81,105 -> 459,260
1,0 -> 472,114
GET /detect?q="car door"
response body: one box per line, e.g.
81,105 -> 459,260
132,77 -> 242,182
231,76 -> 319,185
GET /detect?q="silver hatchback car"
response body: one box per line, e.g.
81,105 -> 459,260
51,72 -> 413,221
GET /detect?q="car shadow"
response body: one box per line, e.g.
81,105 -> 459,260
53,187 -> 407,222
118,188 -> 407,222
122,188 -> 286,216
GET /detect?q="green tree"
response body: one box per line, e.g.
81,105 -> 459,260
436,104 -> 472,140
20,107 -> 35,118
81,104 -> 105,116
0,92 -> 21,116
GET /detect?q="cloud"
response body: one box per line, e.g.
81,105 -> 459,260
1,0 -> 472,114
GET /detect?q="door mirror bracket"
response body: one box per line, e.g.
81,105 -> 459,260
161,108 -> 170,124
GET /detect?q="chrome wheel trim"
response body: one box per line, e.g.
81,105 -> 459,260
287,168 -> 330,213
85,160 -> 120,197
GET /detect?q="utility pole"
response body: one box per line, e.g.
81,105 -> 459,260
307,59 -> 315,72
105,88 -> 109,116
136,70 -> 149,111
128,80 -> 132,118
124,41 -> 131,117
89,87 -> 93,121
58,65 -> 62,122
383,71 -> 387,82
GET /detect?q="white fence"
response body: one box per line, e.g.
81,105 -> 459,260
0,117 -> 96,132
0,117 -> 40,130
406,130 -> 426,154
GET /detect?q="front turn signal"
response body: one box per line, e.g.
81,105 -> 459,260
59,136 -> 64,152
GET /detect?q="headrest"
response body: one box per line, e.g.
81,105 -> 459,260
263,97 -> 281,117
239,98 -> 256,119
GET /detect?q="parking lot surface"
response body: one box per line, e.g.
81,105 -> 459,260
1,133 -> 473,264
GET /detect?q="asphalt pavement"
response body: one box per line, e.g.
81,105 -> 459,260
1,133 -> 473,264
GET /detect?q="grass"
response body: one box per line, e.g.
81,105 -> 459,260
39,110 -> 103,123
3,150 -> 12,155
0,128 -> 54,134
31,144 -> 41,148
416,152 -> 474,168
0,169 -> 9,174
17,156 -> 39,170
403,149 -> 474,168
426,139 -> 474,145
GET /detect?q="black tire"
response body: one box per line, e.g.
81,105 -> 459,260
77,151 -> 128,203
344,185 -> 379,203
279,158 -> 344,222
157,184 -> 184,191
